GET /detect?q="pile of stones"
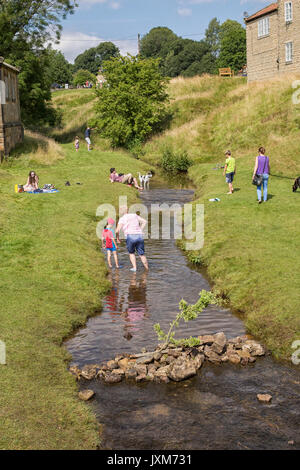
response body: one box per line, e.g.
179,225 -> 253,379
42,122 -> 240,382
70,332 -> 266,385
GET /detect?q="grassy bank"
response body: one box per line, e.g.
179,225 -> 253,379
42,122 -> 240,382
143,74 -> 300,360
0,125 -> 147,449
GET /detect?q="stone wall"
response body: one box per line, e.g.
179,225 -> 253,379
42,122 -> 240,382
246,11 -> 279,82
246,1 -> 300,82
0,59 -> 23,162
278,0 -> 300,74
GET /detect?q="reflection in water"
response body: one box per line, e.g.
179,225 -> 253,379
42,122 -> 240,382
66,178 -> 300,450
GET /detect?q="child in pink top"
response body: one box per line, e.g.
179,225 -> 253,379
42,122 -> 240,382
102,219 -> 120,268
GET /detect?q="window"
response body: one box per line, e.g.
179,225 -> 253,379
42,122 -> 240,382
258,17 -> 270,37
285,2 -> 293,22
286,42 -> 293,62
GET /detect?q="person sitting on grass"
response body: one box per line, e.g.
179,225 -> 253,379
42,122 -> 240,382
102,218 -> 120,269
23,171 -> 39,192
109,168 -> 143,190
223,150 -> 236,194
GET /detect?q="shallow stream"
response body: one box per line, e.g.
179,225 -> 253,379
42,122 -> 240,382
66,178 -> 299,450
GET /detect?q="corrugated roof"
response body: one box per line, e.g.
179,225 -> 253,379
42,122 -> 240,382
245,2 -> 278,23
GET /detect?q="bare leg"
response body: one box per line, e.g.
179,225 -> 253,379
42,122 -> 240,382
133,178 -> 143,190
140,255 -> 149,270
107,250 -> 112,268
129,254 -> 137,271
113,252 -> 119,268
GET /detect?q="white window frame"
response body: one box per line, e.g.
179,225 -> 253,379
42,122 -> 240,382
285,41 -> 293,62
285,2 -> 293,23
258,17 -> 270,38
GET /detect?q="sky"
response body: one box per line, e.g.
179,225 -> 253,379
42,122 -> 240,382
56,0 -> 272,62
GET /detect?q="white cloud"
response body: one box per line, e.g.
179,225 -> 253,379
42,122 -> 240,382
78,0 -> 121,8
56,31 -> 138,63
178,7 -> 192,16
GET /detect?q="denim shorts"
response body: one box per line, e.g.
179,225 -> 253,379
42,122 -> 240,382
226,172 -> 235,183
126,234 -> 145,255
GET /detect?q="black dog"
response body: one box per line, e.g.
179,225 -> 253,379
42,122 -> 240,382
293,177 -> 300,192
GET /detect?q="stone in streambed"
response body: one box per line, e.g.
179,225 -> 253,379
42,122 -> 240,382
257,394 -> 272,403
107,360 -> 119,370
136,374 -> 147,383
211,332 -> 227,355
245,340 -> 265,357
80,365 -> 97,380
168,358 -> 197,382
104,373 -> 123,384
198,335 -> 215,345
227,351 -> 241,365
78,389 -> 95,401
204,346 -> 222,363
125,368 -> 138,380
69,365 -> 81,380
136,355 -> 154,365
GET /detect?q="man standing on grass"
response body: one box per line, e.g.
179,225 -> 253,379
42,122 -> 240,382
85,126 -> 93,151
223,150 -> 236,194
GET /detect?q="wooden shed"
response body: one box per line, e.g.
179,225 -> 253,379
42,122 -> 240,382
0,57 -> 23,162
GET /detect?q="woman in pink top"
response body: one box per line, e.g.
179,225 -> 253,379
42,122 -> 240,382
116,207 -> 149,272
110,168 -> 143,190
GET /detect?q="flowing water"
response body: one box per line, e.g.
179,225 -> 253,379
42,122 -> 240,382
66,177 -> 300,450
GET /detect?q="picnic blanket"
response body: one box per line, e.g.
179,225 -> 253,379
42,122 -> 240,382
27,189 -> 59,194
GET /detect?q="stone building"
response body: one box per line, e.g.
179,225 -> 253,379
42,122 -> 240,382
0,58 -> 23,161
245,1 -> 300,82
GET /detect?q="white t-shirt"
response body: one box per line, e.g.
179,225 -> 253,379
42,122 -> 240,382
118,214 -> 144,236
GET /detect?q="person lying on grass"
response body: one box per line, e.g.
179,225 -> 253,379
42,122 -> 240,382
23,171 -> 39,192
109,168 -> 143,190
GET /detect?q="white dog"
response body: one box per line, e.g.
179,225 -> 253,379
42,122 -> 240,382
138,172 -> 153,189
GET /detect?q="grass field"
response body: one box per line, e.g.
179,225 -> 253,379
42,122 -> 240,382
143,74 -> 300,360
1,76 -> 299,448
0,123 -> 147,449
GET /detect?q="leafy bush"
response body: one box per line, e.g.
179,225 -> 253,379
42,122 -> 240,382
160,148 -> 192,173
154,290 -> 217,347
94,55 -> 170,148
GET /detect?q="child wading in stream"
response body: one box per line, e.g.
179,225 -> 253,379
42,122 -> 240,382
102,218 -> 120,268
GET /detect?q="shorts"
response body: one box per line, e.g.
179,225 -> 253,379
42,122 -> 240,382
226,172 -> 235,183
122,174 -> 133,184
106,247 -> 116,252
126,234 -> 145,255
85,137 -> 91,145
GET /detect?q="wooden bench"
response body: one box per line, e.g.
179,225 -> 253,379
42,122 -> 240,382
219,67 -> 234,77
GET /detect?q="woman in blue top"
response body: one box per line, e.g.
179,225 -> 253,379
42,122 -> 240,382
252,147 -> 270,204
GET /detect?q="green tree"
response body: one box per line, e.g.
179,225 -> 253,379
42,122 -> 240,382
46,48 -> 73,85
163,39 -> 209,77
0,0 -> 76,125
140,27 -> 178,60
95,55 -> 170,148
205,18 -> 221,59
73,69 -> 96,87
8,47 -> 59,126
0,0 -> 77,57
74,42 -> 120,75
218,20 -> 246,71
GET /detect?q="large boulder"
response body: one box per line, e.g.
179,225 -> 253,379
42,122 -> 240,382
78,389 -> 95,401
204,346 -> 222,363
168,358 -> 197,382
211,332 -> 227,355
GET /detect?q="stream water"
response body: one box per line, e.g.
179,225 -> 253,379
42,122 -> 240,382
66,177 -> 299,450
